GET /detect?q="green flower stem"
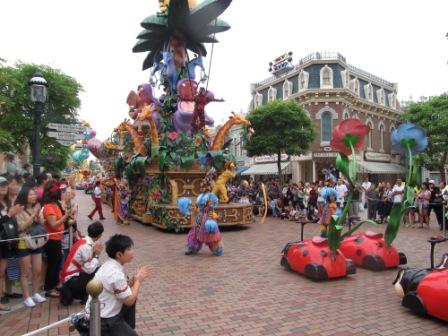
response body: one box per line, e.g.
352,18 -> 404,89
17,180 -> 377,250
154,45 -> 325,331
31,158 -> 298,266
349,143 -> 356,183
339,143 -> 357,226
406,144 -> 413,189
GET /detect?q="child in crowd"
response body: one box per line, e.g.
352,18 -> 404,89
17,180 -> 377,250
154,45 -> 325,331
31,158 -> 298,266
83,234 -> 150,336
319,193 -> 337,238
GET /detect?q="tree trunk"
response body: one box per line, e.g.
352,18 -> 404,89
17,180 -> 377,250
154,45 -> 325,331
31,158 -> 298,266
277,151 -> 283,186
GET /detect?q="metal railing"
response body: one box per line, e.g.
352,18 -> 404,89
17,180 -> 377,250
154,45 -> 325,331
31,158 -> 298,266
22,279 -> 103,336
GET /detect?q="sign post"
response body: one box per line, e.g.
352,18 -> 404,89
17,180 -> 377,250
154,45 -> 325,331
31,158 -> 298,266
46,123 -> 84,146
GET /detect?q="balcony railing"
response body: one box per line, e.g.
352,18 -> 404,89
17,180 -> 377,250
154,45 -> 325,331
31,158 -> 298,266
255,51 -> 395,89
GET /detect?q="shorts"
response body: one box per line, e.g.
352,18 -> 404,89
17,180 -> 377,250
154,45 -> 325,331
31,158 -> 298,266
16,248 -> 43,257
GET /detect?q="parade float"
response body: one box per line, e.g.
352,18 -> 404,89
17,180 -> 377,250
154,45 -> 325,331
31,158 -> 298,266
339,122 -> 428,271
281,120 -> 427,280
393,235 -> 448,322
97,0 -> 254,230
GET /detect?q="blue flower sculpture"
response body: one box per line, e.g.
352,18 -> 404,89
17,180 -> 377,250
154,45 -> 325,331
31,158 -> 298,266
391,122 -> 428,156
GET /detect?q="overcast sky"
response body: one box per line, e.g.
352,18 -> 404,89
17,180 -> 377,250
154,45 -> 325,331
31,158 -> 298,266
1,0 -> 447,140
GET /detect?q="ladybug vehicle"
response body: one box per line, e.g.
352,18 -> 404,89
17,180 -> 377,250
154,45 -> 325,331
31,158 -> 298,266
393,236 -> 448,322
339,230 -> 407,271
281,221 -> 356,281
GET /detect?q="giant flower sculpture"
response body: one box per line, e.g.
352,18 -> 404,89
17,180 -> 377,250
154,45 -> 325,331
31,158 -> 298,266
327,119 -> 371,257
385,122 -> 428,247
133,0 -> 232,69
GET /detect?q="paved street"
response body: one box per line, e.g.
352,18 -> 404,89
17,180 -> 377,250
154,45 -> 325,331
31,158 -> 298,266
0,191 -> 447,336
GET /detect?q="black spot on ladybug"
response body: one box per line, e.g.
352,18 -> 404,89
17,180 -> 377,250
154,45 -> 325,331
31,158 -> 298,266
303,250 -> 309,257
320,250 -> 327,257
377,242 -> 384,248
356,249 -> 362,256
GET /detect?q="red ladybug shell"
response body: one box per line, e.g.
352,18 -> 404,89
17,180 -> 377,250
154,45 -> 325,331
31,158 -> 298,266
417,269 -> 448,321
283,237 -> 355,281
340,231 -> 401,270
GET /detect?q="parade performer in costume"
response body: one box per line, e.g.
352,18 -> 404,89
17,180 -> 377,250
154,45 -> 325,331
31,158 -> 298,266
115,179 -> 131,225
187,87 -> 224,133
319,188 -> 338,237
178,182 -> 223,256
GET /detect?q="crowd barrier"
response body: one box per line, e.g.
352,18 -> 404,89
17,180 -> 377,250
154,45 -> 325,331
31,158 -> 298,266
21,279 -> 103,336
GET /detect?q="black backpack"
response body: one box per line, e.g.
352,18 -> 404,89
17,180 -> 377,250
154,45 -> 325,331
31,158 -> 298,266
0,217 -> 18,248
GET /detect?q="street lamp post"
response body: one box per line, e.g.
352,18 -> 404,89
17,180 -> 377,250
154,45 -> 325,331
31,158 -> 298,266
28,72 -> 48,177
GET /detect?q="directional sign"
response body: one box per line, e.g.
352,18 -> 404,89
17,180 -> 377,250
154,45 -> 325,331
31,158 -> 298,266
56,140 -> 75,146
47,131 -> 84,141
47,123 -> 84,133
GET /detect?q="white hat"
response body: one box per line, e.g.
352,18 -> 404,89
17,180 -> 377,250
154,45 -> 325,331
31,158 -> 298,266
428,179 -> 435,184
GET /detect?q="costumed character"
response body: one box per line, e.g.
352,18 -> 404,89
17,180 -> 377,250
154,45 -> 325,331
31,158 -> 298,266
174,80 -> 215,133
115,179 -> 131,225
178,185 -> 223,256
319,188 -> 338,238
212,161 -> 236,203
126,83 -> 161,133
236,180 -> 251,204
393,236 -> 448,321
186,87 -> 224,133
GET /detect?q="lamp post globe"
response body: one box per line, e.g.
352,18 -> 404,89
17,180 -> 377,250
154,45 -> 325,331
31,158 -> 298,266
28,72 -> 48,177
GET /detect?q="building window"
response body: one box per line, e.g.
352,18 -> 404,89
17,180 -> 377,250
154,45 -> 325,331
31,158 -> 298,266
283,80 -> 292,99
350,78 -> 360,95
254,92 -> 263,107
239,136 -> 244,156
341,70 -> 350,89
321,111 -> 332,143
388,93 -> 396,109
298,70 -> 309,91
342,109 -> 350,120
377,88 -> 385,105
320,65 -> 333,89
366,119 -> 374,150
364,83 -> 373,101
379,124 -> 385,152
268,87 -> 277,102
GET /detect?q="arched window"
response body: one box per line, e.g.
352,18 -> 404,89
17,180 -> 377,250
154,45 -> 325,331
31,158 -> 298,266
320,65 -> 333,89
377,88 -> 385,105
321,111 -> 332,142
283,80 -> 292,99
366,120 -> 374,150
255,92 -> 263,107
379,124 -> 385,152
364,83 -> 373,101
268,87 -> 277,102
342,109 -> 350,120
298,70 -> 309,91
350,78 -> 360,95
388,93 -> 396,109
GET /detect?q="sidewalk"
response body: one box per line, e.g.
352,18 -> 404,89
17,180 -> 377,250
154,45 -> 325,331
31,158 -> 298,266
0,191 -> 447,335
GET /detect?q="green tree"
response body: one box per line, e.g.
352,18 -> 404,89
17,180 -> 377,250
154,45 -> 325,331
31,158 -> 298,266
403,94 -> 448,181
0,62 -> 83,172
245,100 -> 315,184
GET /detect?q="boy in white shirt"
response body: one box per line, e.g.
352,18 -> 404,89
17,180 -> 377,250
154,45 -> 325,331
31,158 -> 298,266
85,234 -> 150,335
88,181 -> 105,220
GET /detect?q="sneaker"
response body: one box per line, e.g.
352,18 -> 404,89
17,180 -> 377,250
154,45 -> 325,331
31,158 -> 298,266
24,297 -> 36,308
32,293 -> 46,304
88,215 -> 93,220
100,217 -> 106,220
